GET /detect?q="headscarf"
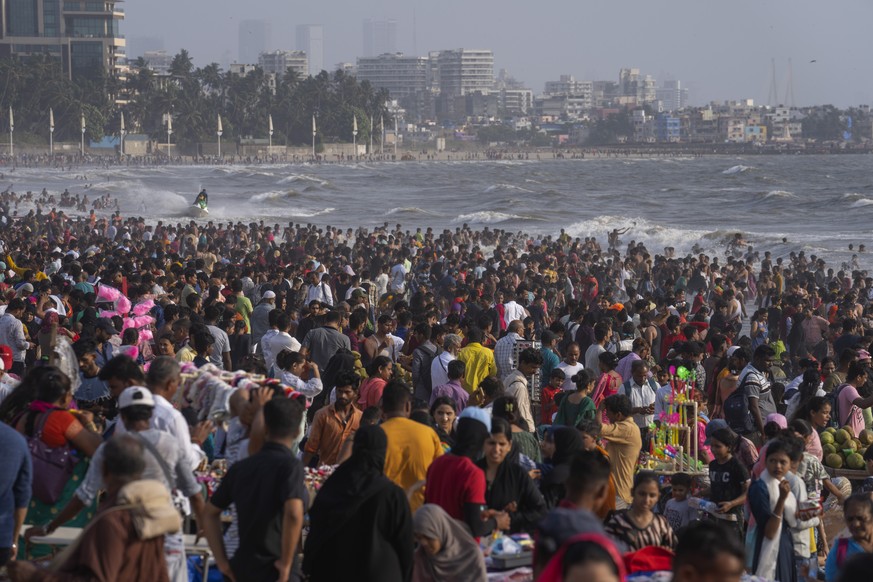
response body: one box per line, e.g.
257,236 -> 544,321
304,425 -> 390,558
537,532 -> 626,582
412,504 -> 487,582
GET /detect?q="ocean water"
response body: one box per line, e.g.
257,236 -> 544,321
4,154 -> 873,269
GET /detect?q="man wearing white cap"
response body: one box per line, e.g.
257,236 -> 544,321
28,386 -> 204,582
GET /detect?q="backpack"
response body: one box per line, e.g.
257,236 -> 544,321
724,375 -> 755,435
413,344 -> 437,398
826,383 -> 850,429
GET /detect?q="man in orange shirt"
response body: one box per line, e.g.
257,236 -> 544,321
304,371 -> 362,466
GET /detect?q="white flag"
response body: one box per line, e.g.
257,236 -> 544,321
81,113 -> 85,131
8,107 -> 12,130
353,115 -> 358,133
268,114 -> 273,132
120,111 -> 125,132
217,114 -> 222,133
312,115 -> 316,134
49,108 -> 54,130
167,114 -> 172,131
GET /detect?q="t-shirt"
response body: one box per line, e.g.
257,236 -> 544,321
739,364 -> 777,421
584,343 -> 606,372
381,417 -> 443,512
600,418 -> 642,504
556,362 -> 585,391
664,498 -> 698,531
425,454 -> 486,520
708,456 -> 749,505
797,452 -> 829,500
210,442 -> 305,581
837,383 -> 865,438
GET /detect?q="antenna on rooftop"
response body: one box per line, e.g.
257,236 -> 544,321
783,58 -> 795,107
767,57 -> 778,107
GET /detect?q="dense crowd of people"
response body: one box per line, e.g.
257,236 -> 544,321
0,198 -> 872,581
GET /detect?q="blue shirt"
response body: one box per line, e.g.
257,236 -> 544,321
825,537 -> 866,582
76,374 -> 110,403
0,423 -> 31,548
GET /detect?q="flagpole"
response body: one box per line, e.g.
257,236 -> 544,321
394,116 -> 397,158
369,115 -> 373,155
268,114 -> 273,152
8,107 -> 13,158
311,115 -> 316,158
167,113 -> 173,159
380,115 -> 384,156
119,111 -> 125,157
217,114 -> 223,159
49,108 -> 54,155
80,113 -> 85,156
352,115 -> 358,160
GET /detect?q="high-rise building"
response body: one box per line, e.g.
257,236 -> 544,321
295,25 -> 323,75
356,53 -> 430,98
258,50 -> 308,77
239,20 -> 270,64
655,80 -> 689,112
0,0 -> 125,80
142,50 -> 173,75
618,68 -> 657,106
362,18 -> 397,57
436,49 -> 494,97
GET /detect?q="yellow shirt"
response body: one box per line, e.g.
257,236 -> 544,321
380,417 -> 443,512
601,417 -> 642,504
457,342 -> 497,394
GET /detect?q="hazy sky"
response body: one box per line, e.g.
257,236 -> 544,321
124,0 -> 873,107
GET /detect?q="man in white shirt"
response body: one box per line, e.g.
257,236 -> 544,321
389,260 -> 408,295
264,311 -> 301,374
556,343 -> 585,391
116,357 -> 208,471
431,334 -> 461,390
618,360 -> 658,443
0,299 -> 32,375
502,348 -> 543,433
494,320 -> 524,380
502,292 -> 528,328
305,271 -> 334,307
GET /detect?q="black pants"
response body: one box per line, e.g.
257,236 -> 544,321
0,547 -> 13,568
10,361 -> 24,376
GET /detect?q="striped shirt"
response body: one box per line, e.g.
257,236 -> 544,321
604,510 -> 677,552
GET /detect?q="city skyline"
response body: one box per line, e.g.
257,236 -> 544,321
119,0 -> 873,107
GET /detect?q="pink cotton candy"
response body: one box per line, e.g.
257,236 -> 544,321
116,295 -> 132,315
97,285 -> 121,303
99,310 -> 121,319
132,300 -> 155,317
139,329 -> 153,342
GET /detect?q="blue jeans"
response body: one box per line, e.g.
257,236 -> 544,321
795,554 -> 818,581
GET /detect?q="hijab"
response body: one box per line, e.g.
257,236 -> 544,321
305,425 -> 390,557
412,504 -> 487,582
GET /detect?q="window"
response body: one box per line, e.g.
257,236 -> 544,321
7,0 -> 38,35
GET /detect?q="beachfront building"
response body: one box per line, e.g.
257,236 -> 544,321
436,49 -> 494,97
0,0 -> 126,81
356,52 -> 433,120
619,68 -> 657,107
499,89 -> 533,115
258,50 -> 309,78
655,113 -> 680,142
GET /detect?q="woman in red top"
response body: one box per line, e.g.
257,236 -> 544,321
358,356 -> 393,409
592,352 -> 622,423
425,413 -> 510,538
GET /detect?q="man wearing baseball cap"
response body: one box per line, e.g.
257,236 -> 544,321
27,386 -> 205,582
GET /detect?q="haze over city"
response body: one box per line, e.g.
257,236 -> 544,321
123,0 -> 873,107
